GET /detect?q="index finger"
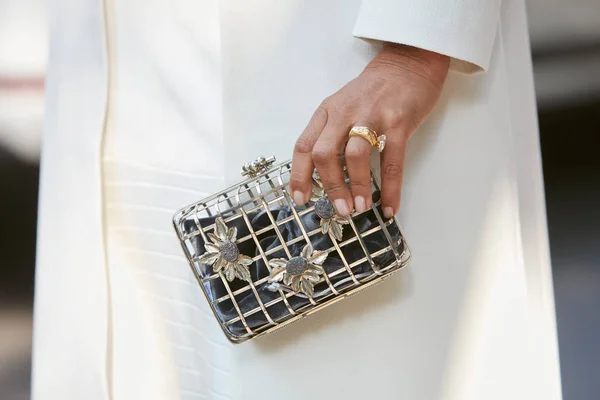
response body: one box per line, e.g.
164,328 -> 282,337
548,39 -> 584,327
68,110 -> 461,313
290,106 -> 328,206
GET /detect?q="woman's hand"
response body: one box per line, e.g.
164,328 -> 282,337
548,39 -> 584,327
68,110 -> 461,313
290,43 -> 450,218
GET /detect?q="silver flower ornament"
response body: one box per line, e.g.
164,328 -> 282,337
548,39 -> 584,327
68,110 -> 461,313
311,176 -> 349,241
197,217 -> 253,282
267,244 -> 328,298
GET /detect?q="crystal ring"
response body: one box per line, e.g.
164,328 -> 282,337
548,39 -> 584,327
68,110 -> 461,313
348,126 -> 386,152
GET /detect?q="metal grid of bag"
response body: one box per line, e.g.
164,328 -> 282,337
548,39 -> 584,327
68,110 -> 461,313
173,157 -> 410,343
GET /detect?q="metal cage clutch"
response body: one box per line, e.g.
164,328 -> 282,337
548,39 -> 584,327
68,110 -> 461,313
172,156 -> 411,343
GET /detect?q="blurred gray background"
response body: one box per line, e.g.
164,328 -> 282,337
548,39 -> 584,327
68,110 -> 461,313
1,0 -> 599,399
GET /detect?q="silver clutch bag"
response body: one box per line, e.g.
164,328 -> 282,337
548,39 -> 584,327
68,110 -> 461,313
172,156 -> 411,343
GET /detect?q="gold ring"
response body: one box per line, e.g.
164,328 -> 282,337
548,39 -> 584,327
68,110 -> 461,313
348,126 -> 387,152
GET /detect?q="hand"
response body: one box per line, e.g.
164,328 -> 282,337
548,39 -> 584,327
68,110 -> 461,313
290,43 -> 450,218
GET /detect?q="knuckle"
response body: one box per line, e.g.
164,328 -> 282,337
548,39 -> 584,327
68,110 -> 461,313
321,95 -> 350,119
324,181 -> 347,195
312,146 -> 337,165
389,106 -> 419,132
383,107 -> 402,126
319,98 -> 338,117
294,135 -> 313,155
351,180 -> 371,191
300,104 -> 329,143
289,175 -> 307,189
313,103 -> 330,125
345,143 -> 368,160
376,100 -> 417,131
381,106 -> 403,127
382,163 -> 403,179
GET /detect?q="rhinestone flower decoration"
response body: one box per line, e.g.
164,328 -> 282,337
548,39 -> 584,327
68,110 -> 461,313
311,176 -> 349,241
197,217 -> 253,282
267,244 -> 328,298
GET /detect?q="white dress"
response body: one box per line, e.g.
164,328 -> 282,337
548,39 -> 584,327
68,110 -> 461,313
33,0 -> 562,399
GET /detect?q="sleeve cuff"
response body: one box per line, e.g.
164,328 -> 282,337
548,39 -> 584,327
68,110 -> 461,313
353,0 -> 502,74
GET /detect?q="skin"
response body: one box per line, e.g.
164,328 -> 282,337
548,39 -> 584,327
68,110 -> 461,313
290,43 -> 450,218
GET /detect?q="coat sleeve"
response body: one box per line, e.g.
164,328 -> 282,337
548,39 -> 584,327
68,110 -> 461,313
353,0 -> 502,73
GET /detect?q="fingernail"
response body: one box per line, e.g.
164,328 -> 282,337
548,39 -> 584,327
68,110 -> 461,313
334,199 -> 351,216
354,196 -> 366,213
293,191 -> 306,206
383,207 -> 395,219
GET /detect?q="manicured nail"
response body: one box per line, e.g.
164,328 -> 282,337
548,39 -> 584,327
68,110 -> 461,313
383,207 -> 395,218
293,191 -> 306,206
334,199 -> 351,216
354,196 -> 366,213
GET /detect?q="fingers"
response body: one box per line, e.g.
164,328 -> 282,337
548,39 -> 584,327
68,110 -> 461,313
344,135 -> 372,213
312,122 -> 354,216
380,131 -> 407,218
292,104 -> 407,220
293,91 -> 410,220
290,106 -> 328,206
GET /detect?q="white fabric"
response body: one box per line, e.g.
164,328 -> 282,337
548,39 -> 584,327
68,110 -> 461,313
354,0 -> 502,72
32,0 -> 110,398
33,0 -> 562,399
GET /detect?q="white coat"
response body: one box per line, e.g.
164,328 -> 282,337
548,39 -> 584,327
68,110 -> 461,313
33,0 -> 562,399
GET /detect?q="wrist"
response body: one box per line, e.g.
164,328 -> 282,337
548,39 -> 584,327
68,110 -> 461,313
366,42 -> 450,88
